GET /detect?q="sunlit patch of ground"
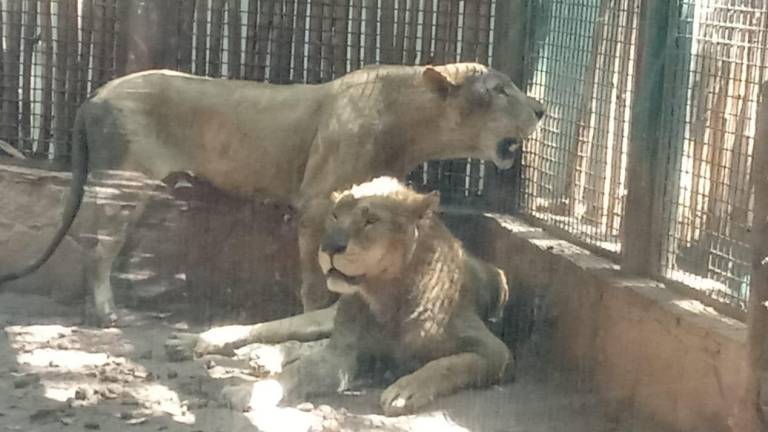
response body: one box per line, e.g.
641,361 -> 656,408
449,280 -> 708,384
6,323 -> 195,425
0,292 -> 671,432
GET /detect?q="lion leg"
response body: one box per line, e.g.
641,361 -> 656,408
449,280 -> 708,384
380,315 -> 512,416
223,342 -> 359,411
78,184 -> 149,327
298,220 -> 338,311
165,304 -> 338,360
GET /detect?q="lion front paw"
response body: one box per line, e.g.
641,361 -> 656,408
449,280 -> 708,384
380,375 -> 436,417
195,325 -> 253,356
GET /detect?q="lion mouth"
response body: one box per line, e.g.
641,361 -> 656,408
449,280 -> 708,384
496,137 -> 523,162
326,268 -> 364,286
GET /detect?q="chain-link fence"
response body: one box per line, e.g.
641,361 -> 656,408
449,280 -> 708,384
656,0 -> 766,310
523,0 -> 763,312
523,0 -> 639,254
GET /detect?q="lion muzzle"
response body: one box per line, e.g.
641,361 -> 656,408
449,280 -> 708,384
317,249 -> 364,294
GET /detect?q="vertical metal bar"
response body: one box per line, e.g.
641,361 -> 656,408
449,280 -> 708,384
621,0 -> 670,276
740,81 -> 768,432
482,0 -> 526,213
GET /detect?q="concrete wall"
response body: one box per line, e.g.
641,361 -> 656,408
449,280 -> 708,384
444,210 -> 749,432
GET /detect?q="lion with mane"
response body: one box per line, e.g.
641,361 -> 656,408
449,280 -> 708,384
223,177 -> 513,416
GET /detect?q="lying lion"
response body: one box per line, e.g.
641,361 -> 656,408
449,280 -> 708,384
221,177 -> 513,416
0,63 -> 542,326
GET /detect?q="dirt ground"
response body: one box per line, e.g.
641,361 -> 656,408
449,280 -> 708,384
0,291 -> 670,432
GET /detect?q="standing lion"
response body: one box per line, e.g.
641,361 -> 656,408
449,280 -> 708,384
0,63 -> 542,327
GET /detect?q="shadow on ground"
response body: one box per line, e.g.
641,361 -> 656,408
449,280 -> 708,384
0,292 -> 671,432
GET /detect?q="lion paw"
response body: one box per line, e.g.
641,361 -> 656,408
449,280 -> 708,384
380,375 -> 435,417
164,332 -> 198,362
194,325 -> 253,356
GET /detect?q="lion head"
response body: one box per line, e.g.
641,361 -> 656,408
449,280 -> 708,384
317,177 -> 439,296
421,64 -> 545,169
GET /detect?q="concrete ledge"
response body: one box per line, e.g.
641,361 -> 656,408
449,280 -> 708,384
443,210 -> 748,432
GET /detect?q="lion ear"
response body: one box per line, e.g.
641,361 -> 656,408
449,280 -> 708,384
414,190 -> 440,219
422,67 -> 457,99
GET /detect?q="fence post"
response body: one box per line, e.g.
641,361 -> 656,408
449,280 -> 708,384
621,0 -> 670,276
483,0 -> 526,213
124,0 -> 163,74
736,82 -> 768,432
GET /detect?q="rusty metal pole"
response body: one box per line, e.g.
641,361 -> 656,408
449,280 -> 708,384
621,0 -> 669,277
736,82 -> 768,432
125,0 -> 163,74
483,0 -> 527,214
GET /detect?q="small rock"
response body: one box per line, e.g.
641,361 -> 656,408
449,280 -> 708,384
60,416 -> 74,425
84,422 -> 101,430
48,361 -> 59,368
167,370 -> 178,379
185,398 -> 208,410
296,402 -> 315,412
101,372 -> 121,383
139,350 -> 153,360
13,374 -> 40,389
173,322 -> 190,330
132,369 -> 148,379
205,360 -> 216,369
126,417 -> 148,426
75,387 -> 92,401
54,341 -> 72,350
99,384 -> 122,400
322,418 -> 340,432
317,405 -> 334,418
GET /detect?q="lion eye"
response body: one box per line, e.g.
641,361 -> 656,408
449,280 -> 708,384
364,216 -> 379,226
331,212 -> 339,221
494,84 -> 508,96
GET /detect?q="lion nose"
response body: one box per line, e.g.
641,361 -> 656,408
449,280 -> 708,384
321,228 -> 349,254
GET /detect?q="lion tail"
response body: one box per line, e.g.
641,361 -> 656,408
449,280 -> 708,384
0,108 -> 90,286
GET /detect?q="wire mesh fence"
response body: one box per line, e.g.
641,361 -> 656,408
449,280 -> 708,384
656,0 -> 767,310
523,0 -> 763,311
522,0 -> 640,253
0,0 -> 498,204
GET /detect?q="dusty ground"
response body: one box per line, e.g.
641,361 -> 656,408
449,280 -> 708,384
0,292 -> 670,432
